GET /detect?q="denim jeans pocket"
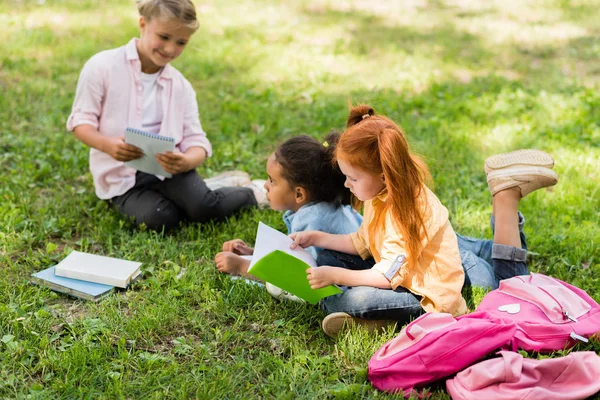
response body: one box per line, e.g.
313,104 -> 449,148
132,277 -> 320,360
459,248 -> 479,272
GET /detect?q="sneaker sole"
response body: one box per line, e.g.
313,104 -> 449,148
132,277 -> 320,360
484,149 -> 554,174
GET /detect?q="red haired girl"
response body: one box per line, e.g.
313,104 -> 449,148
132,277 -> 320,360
291,104 -> 558,337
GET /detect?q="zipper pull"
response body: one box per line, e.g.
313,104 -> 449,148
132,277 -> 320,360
563,309 -> 578,323
570,332 -> 589,343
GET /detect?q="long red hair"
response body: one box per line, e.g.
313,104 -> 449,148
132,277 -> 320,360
335,104 -> 431,270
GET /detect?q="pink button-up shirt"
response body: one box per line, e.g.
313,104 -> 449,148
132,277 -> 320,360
67,38 -> 213,199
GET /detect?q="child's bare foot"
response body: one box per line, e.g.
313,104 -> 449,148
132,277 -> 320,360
214,251 -> 251,276
222,239 -> 253,255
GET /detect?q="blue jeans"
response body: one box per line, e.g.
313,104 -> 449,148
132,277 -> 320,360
316,250 -> 424,323
457,212 -> 529,290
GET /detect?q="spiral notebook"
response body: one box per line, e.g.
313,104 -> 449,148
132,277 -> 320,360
124,127 -> 175,177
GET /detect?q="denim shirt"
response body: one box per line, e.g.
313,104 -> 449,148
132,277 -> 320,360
283,202 -> 363,260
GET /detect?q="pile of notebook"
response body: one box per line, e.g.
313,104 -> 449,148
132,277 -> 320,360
31,251 -> 142,302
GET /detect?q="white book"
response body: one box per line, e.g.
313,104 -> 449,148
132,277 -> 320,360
54,251 -> 142,288
124,127 -> 175,178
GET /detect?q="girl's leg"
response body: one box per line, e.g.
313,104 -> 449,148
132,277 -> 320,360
456,212 -> 527,265
489,188 -> 530,281
111,172 -> 182,232
459,248 -> 496,288
154,170 -> 257,223
321,286 -> 424,323
316,249 -> 377,271
485,149 -> 558,282
317,250 -> 423,324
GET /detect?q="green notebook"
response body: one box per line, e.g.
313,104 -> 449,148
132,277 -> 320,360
248,222 -> 342,305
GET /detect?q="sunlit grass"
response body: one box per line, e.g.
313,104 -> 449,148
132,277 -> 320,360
1,0 -> 599,398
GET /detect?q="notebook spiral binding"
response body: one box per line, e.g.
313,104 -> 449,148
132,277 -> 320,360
125,127 -> 175,143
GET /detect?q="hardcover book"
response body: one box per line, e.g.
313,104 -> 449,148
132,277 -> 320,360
53,251 -> 142,288
31,266 -> 114,302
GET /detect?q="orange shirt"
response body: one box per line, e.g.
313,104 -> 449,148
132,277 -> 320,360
349,187 -> 467,315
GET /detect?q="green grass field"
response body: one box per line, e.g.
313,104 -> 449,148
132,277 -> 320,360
1,0 -> 599,398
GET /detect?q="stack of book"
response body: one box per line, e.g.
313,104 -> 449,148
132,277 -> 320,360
31,251 -> 142,302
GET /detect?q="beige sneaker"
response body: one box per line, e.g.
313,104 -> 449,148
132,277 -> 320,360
204,170 -> 252,190
321,312 -> 394,338
484,149 -> 554,174
244,179 -> 269,209
485,150 -> 558,197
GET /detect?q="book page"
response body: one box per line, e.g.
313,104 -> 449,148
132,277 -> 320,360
249,222 -> 316,271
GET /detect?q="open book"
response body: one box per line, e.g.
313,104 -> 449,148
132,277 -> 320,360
248,222 -> 342,304
124,127 -> 175,177
54,251 -> 142,288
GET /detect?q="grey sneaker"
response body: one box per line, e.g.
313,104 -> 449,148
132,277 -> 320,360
245,179 -> 269,209
204,170 -> 252,190
265,282 -> 305,303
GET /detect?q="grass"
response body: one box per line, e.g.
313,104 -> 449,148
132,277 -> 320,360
1,0 -> 599,398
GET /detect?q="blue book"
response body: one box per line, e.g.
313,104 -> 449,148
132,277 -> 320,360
31,266 -> 114,302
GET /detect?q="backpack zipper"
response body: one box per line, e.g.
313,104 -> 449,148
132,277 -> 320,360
514,276 -> 582,323
538,286 -> 578,322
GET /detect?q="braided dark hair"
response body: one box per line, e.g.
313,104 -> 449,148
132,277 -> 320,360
273,131 -> 351,206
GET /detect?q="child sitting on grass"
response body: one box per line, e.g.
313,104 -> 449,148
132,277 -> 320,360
214,132 -> 363,299
289,104 -> 558,337
66,0 -> 260,232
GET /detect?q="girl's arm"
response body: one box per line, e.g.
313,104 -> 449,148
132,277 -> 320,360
73,124 -> 143,161
307,266 -> 391,289
290,231 -> 359,255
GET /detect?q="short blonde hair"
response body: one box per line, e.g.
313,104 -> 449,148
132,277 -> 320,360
137,0 -> 199,32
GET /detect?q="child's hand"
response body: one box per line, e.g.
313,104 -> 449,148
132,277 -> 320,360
156,152 -> 191,175
306,266 -> 337,289
223,239 -> 253,255
289,231 -> 318,250
104,136 -> 144,161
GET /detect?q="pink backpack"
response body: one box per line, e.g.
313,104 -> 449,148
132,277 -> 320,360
368,311 -> 516,396
446,351 -> 600,400
476,273 -> 600,352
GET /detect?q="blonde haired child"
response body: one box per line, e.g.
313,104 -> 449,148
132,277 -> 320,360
290,104 -> 558,337
215,132 -> 362,298
67,0 -> 258,232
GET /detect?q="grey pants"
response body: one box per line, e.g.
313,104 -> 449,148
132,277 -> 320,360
111,171 -> 257,232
